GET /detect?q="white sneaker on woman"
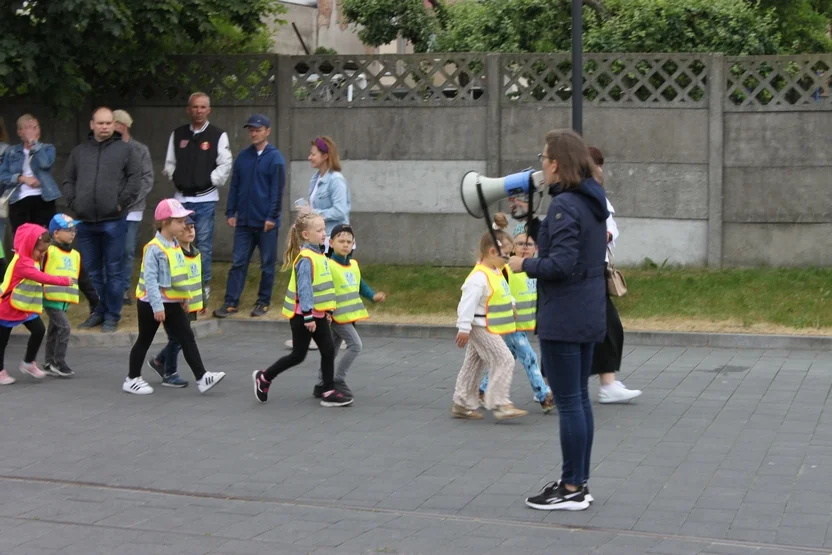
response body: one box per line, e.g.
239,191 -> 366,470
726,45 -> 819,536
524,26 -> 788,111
598,381 -> 642,404
197,371 -> 226,393
123,377 -> 154,395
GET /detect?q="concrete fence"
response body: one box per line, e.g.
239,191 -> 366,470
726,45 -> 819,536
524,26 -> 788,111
3,52 -> 831,267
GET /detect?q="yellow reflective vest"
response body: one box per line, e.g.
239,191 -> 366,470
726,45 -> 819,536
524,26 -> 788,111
282,249 -> 336,318
0,256 -> 44,314
135,238 -> 191,301
43,246 -> 81,304
182,249 -> 203,313
507,266 -> 536,332
469,264 -> 516,335
330,259 -> 369,324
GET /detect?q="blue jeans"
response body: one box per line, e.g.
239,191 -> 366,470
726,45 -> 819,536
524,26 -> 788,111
541,340 -> 594,486
76,218 -> 127,323
122,220 -> 141,294
183,201 -> 216,283
480,331 -> 551,402
156,333 -> 183,375
223,225 -> 279,306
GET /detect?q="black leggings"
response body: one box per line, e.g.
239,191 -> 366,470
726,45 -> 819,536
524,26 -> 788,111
264,315 -> 335,389
128,301 -> 206,380
0,317 -> 45,369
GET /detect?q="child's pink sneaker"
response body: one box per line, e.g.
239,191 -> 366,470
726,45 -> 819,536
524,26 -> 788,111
20,361 -> 46,379
0,370 -> 15,385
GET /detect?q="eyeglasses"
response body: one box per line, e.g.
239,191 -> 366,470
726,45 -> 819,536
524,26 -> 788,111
515,242 -> 536,248
537,153 -> 550,164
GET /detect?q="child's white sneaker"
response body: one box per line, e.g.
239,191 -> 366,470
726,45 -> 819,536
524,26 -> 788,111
197,371 -> 226,394
123,377 -> 154,395
20,361 -> 46,379
0,370 -> 15,385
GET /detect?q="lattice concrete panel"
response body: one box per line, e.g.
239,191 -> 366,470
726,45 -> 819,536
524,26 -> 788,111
291,55 -> 487,106
501,54 -> 709,108
725,56 -> 832,111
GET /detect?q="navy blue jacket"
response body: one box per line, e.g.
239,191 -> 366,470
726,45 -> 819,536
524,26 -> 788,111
226,143 -> 285,228
522,178 -> 610,343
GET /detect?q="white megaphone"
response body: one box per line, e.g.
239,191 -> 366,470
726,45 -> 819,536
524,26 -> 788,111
460,169 -> 546,218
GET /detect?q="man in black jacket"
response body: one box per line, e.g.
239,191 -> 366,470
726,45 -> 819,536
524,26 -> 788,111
63,106 -> 142,333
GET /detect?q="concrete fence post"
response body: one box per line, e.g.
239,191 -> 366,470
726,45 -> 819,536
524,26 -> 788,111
486,54 -> 502,177
707,53 -> 725,268
275,55 -> 294,261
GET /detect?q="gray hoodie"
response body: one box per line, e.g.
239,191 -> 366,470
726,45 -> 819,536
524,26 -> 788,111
63,131 -> 142,223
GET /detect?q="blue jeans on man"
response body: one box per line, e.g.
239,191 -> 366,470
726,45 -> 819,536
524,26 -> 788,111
183,201 -> 215,283
224,225 -> 279,307
76,218 -> 127,323
122,220 -> 141,294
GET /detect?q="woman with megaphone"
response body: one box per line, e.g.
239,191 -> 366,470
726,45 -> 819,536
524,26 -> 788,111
511,129 -> 609,512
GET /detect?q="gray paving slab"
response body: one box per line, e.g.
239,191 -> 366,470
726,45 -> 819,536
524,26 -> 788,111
0,332 -> 830,554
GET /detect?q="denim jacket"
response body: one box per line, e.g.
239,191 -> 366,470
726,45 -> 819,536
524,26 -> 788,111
141,232 -> 180,313
0,142 -> 62,203
309,170 -> 350,236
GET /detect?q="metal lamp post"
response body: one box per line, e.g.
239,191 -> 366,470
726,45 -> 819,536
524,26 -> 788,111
571,0 -> 583,134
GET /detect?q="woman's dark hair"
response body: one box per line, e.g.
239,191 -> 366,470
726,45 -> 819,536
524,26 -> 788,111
587,146 -> 604,167
544,129 -> 593,191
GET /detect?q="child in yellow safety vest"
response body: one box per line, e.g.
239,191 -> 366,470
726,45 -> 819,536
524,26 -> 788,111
0,223 -> 75,385
452,228 -> 528,422
147,214 -> 203,387
41,214 -> 97,378
252,212 -> 353,408
124,199 -> 225,396
478,214 -> 554,413
311,223 -> 386,400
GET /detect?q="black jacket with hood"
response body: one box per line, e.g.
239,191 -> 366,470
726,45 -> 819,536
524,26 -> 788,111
63,131 -> 142,223
522,177 -> 610,343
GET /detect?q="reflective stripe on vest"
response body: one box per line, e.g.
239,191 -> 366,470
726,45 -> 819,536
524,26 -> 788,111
469,264 -> 516,335
0,256 -> 43,314
182,251 -> 203,313
507,266 -> 537,332
330,259 -> 369,324
135,238 -> 191,301
281,250 -> 336,318
43,245 -> 80,304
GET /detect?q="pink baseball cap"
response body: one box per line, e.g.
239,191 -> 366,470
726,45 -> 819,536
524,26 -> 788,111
154,198 -> 194,220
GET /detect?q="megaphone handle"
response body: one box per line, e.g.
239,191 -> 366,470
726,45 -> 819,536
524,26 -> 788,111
476,181 -> 508,259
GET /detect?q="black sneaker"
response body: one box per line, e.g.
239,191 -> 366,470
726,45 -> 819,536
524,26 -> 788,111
78,313 -> 104,329
525,481 -> 589,511
539,479 -> 594,503
252,370 -> 270,403
321,389 -> 353,407
334,381 -> 352,396
147,358 -> 165,380
313,384 -> 325,398
59,362 -> 75,376
213,304 -> 238,319
101,320 -> 118,333
250,303 -> 269,317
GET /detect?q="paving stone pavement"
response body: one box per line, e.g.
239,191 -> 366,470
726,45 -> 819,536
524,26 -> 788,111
0,331 -> 831,554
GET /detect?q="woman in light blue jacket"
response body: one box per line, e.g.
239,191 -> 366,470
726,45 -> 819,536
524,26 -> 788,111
303,136 -> 350,249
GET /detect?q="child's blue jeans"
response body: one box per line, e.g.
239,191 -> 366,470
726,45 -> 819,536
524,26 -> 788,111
479,330 -> 551,402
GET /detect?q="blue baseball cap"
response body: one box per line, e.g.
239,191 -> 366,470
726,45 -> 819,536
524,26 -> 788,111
244,114 -> 271,129
185,215 -> 195,226
49,213 -> 80,235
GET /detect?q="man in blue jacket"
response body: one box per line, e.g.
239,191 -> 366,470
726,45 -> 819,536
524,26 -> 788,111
214,114 -> 285,318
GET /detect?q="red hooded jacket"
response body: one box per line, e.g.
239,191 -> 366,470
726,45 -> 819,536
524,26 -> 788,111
0,223 -> 72,322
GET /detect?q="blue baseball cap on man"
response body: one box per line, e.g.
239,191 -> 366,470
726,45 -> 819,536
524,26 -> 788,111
244,114 -> 271,129
48,213 -> 81,235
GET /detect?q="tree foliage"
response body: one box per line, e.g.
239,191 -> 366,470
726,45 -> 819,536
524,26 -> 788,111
342,0 -> 831,56
0,0 -> 286,116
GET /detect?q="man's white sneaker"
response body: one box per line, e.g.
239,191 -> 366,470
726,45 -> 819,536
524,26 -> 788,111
598,381 -> 642,404
20,361 -> 46,379
123,377 -> 154,395
197,371 -> 226,394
